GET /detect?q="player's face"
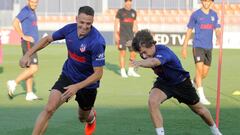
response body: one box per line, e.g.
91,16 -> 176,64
201,0 -> 213,10
28,0 -> 38,10
139,45 -> 155,59
76,13 -> 94,37
125,0 -> 132,10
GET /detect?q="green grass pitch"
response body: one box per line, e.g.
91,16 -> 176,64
0,45 -> 239,135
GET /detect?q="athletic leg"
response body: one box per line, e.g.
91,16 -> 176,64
32,90 -> 65,135
128,51 -> 140,77
119,50 -> 128,78
188,103 -> 222,135
15,64 -> 38,85
148,88 -> 167,135
195,62 -> 211,105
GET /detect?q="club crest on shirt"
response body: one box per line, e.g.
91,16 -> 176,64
211,16 -> 215,22
131,13 -> 135,18
80,44 -> 86,52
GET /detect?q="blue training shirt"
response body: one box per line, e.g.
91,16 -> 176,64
17,6 -> 39,43
52,23 -> 106,89
152,45 -> 190,85
187,9 -> 220,49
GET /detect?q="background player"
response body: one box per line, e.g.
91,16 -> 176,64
114,0 -> 140,78
8,0 -> 40,101
181,0 -> 221,105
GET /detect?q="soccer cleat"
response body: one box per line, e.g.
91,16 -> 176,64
200,97 -> 211,105
25,92 -> 40,101
7,80 -> 17,98
128,69 -> 140,77
120,68 -> 128,78
85,110 -> 97,135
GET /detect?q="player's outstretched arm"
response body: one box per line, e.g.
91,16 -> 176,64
131,58 -> 161,68
19,35 -> 53,68
181,28 -> 193,59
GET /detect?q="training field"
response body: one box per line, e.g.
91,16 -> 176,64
0,45 -> 239,135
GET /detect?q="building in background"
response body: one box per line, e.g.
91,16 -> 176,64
0,0 -> 240,47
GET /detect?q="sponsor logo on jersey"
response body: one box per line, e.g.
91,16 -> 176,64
156,55 -> 163,58
96,53 -> 105,61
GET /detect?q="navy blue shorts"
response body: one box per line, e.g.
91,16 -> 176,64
153,78 -> 199,105
52,74 -> 97,111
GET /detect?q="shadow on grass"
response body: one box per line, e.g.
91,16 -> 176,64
0,66 -> 3,73
104,61 -> 119,75
20,80 -> 37,93
0,106 -> 239,135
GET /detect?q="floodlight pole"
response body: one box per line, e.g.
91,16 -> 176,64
215,0 -> 225,128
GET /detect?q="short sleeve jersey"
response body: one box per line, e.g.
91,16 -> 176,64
187,9 -> 220,49
116,8 -> 137,41
152,45 -> 190,85
16,6 -> 39,43
52,24 -> 106,89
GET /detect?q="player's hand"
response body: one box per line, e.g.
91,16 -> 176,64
115,34 -> 120,47
23,35 -> 34,43
19,55 -> 31,68
130,59 -> 141,68
181,47 -> 187,59
61,84 -> 79,101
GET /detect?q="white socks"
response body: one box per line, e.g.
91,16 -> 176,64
197,87 -> 205,98
156,127 -> 164,135
154,125 -> 221,135
210,124 -> 222,135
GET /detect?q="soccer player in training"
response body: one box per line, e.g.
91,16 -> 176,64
114,0 -> 140,78
8,0 -> 40,101
131,30 -> 222,135
181,0 -> 221,105
19,6 -> 105,135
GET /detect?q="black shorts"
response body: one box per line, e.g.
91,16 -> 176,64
118,39 -> 134,51
152,78 -> 199,105
21,40 -> 38,65
51,74 -> 97,111
192,47 -> 212,66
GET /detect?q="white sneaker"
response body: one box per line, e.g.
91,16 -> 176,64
26,92 -> 39,101
7,80 -> 17,97
120,68 -> 128,78
200,97 -> 211,105
128,69 -> 140,77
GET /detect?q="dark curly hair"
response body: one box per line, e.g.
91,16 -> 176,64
132,29 -> 156,52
